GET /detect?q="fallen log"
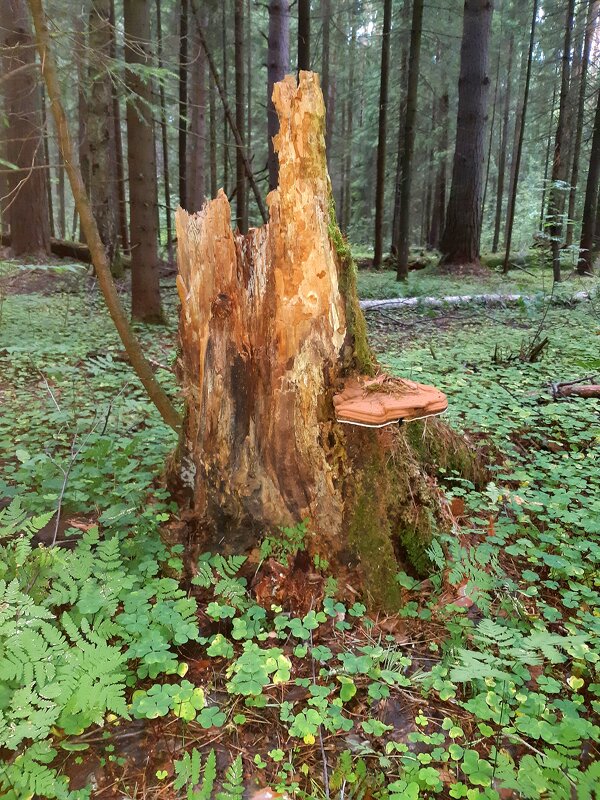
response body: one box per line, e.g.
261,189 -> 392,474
1,232 -> 130,267
552,376 -> 600,400
360,290 -> 596,311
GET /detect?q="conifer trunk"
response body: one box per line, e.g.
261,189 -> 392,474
372,0 -> 392,269
439,0 -> 493,268
267,0 -> 290,191
171,73 -> 479,608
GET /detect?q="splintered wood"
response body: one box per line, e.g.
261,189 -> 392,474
175,72 -> 349,546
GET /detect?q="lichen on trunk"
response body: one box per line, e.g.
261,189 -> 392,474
172,72 -> 481,609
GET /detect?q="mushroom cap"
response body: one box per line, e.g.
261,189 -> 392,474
333,374 -> 448,427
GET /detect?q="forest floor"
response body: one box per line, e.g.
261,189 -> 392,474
0,255 -> 599,799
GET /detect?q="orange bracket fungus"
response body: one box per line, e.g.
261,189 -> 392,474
333,374 -> 448,428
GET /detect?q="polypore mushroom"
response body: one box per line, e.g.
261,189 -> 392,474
333,374 -> 448,428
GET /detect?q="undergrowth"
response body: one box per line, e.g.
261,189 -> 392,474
0,265 -> 599,798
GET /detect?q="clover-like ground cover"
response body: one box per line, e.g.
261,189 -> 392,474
0,258 -> 599,799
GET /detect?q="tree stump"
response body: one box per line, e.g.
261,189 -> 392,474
173,72 -> 480,608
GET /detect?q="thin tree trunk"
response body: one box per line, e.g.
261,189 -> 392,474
491,34 -> 513,254
267,0 -> 290,191
439,0 -> 494,268
482,33 -> 503,242
342,2 -> 357,234
391,0 -> 414,254
396,0 -> 425,280
222,1 -> 229,192
548,0 -> 576,282
188,13 -> 206,212
566,0 -> 598,248
372,0 -> 392,268
298,0 -> 310,71
109,0 -> 129,253
57,147 -> 65,238
124,0 -> 164,321
234,0 -> 247,231
28,0 -> 181,432
578,88 -> 600,274
41,83 -> 55,238
428,86 -> 448,250
209,73 -> 217,198
246,0 -> 252,167
87,0 -> 119,269
0,0 -> 51,255
540,77 -> 558,232
156,0 -> 173,259
179,0 -> 188,208
322,0 -> 331,158
502,0 -> 538,274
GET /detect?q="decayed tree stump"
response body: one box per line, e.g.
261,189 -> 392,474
173,72 -> 480,608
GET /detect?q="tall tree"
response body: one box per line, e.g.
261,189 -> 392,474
372,0 -> 392,268
547,0 -> 576,283
234,0 -> 247,231
491,33 -> 513,253
341,1 -> 358,233
321,0 -> 332,157
298,0 -> 310,71
109,0 -> 129,252
267,0 -> 290,190
502,1 -> 537,273
395,0 -> 424,280
178,0 -> 188,208
578,87 -> 600,274
566,0 -> 598,248
87,0 -> 119,270
123,0 -> 164,321
0,0 -> 51,255
156,0 -> 173,258
439,0 -> 494,268
188,14 -> 206,212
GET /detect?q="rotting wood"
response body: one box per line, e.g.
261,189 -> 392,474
171,72 -> 482,608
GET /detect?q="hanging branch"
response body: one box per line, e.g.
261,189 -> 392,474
27,0 -> 182,433
190,0 -> 268,224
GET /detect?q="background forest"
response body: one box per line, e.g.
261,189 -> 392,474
2,1 -> 600,799
4,0 -> 600,299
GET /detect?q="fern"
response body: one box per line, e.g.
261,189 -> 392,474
173,748 -> 217,800
216,754 -> 244,800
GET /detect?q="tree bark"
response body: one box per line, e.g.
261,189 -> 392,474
234,0 -> 247,231
439,0 -> 493,268
428,84 -> 448,250
391,0 -> 411,254
566,0 -> 598,249
28,0 -> 181,433
372,0 -> 392,268
321,0 -> 332,159
109,0 -> 129,253
0,0 -> 50,255
123,0 -> 164,322
502,0 -> 538,274
156,0 -> 173,259
188,13 -> 207,212
222,1 -> 229,193
171,72 -> 479,607
41,82 -> 54,238
267,0 -> 290,191
395,0 -> 424,280
578,87 -> 600,274
341,2 -> 358,234
87,0 -> 119,270
297,0 -> 310,72
548,0 -> 576,283
178,0 -> 188,209
491,34 -> 513,254
209,72 -> 217,198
